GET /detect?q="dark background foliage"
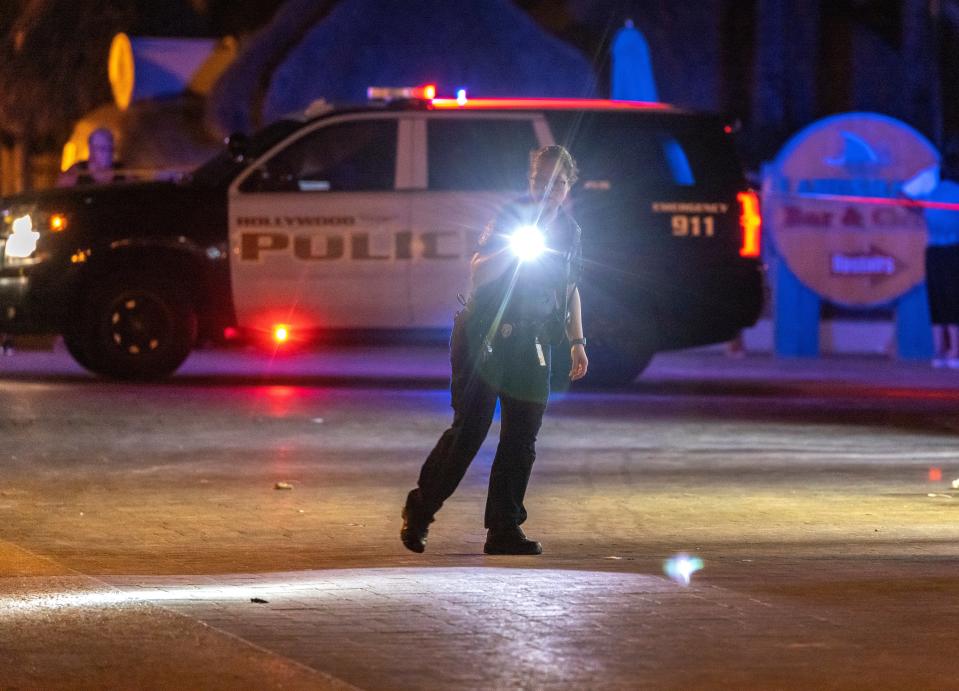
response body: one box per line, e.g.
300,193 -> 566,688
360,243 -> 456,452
0,0 -> 954,175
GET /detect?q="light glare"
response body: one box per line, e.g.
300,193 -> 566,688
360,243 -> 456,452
664,554 -> 704,586
273,325 -> 289,343
510,225 -> 545,262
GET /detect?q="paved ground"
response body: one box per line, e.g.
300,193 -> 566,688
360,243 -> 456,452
1,344 -> 958,689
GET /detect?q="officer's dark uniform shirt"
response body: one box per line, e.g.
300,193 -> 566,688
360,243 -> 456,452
458,197 -> 581,403
469,196 -> 582,329
67,160 -> 126,185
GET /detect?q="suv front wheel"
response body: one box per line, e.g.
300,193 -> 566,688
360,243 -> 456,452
76,274 -> 197,380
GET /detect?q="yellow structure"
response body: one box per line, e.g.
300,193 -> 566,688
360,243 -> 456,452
62,33 -> 237,172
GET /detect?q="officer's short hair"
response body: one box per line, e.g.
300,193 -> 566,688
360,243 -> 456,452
530,145 -> 578,185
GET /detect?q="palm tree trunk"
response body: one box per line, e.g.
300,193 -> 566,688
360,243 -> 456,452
11,137 -> 28,193
752,0 -> 787,133
751,0 -> 820,155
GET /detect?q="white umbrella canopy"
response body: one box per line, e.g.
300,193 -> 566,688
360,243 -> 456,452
205,0 -> 337,137
207,0 -> 597,137
259,0 -> 597,124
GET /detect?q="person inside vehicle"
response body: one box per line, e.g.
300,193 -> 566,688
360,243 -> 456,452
401,144 -> 588,555
57,127 -> 125,187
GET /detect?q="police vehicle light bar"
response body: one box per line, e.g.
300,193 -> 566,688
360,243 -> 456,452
429,97 -> 670,111
367,84 -> 436,102
367,85 -> 668,111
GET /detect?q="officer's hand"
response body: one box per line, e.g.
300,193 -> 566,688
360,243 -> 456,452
569,344 -> 588,381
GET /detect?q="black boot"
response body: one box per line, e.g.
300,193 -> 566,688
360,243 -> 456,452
400,491 -> 433,553
483,526 -> 542,555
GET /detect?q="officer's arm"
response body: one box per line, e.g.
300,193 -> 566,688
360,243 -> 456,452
470,246 -> 515,287
567,286 -> 588,380
566,286 -> 584,342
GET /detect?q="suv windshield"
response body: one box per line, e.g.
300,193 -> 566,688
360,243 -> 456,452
189,119 -> 302,188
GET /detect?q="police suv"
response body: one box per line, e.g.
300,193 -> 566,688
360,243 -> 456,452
0,87 -> 763,384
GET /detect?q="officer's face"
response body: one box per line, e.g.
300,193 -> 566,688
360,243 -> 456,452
529,166 -> 572,210
88,133 -> 114,170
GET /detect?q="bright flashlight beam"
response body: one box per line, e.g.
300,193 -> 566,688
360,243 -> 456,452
510,225 -> 546,261
664,554 -> 704,586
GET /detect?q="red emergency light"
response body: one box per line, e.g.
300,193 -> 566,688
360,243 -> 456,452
429,97 -> 671,111
738,190 -> 762,258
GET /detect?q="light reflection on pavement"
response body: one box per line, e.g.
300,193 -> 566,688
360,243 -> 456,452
2,567 -> 853,690
2,346 -> 959,688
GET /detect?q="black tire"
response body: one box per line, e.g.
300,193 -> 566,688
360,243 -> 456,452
79,274 -> 197,380
550,341 -> 653,391
578,344 -> 652,388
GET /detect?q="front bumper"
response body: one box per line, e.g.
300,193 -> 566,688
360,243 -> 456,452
1,272 -> 36,332
0,267 -> 56,333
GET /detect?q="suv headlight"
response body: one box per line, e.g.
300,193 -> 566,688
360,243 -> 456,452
1,209 -> 66,266
6,215 -> 40,258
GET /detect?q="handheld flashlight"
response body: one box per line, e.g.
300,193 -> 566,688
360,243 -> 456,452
509,225 -> 546,262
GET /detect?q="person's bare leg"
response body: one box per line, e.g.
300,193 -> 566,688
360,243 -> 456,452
932,324 -> 947,365
946,324 -> 959,367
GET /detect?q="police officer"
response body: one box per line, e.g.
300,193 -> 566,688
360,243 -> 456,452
401,145 -> 588,555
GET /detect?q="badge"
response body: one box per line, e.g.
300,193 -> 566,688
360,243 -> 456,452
534,338 -> 546,367
500,323 -> 513,338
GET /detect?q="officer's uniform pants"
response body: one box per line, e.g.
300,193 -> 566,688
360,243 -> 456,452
411,313 -> 549,529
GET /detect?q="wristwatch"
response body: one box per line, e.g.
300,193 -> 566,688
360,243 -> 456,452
569,337 -> 587,347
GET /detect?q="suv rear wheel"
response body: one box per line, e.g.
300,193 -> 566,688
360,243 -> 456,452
76,274 -> 197,380
579,344 -> 653,387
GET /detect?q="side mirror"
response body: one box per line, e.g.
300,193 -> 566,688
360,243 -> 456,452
226,132 -> 250,162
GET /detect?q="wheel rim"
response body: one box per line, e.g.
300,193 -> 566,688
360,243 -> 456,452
104,291 -> 172,357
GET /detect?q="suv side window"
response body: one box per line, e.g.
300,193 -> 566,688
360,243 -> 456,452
579,125 -> 697,187
545,112 -> 741,192
240,119 -> 397,193
427,118 -> 539,191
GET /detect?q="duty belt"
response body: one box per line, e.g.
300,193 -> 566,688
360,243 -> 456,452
497,319 -> 549,338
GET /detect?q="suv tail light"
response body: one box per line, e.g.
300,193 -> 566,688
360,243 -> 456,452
737,190 -> 761,257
